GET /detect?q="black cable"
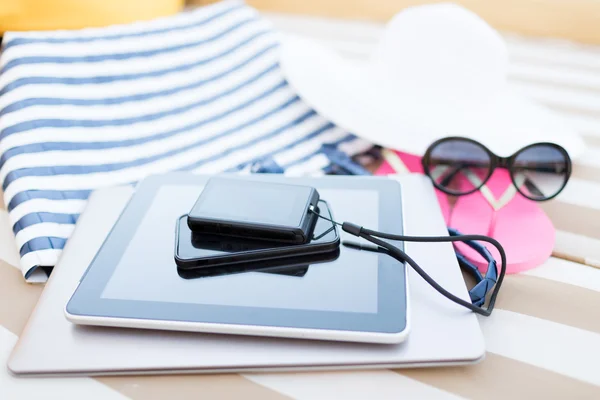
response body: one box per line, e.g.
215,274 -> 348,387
310,208 -> 506,316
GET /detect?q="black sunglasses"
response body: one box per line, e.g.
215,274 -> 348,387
421,137 -> 572,201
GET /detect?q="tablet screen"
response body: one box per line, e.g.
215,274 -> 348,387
101,186 -> 379,314
68,174 -> 406,335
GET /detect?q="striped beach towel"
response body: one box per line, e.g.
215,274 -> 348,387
0,0 -> 373,282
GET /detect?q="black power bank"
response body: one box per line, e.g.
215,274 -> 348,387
176,200 -> 340,269
187,177 -> 320,244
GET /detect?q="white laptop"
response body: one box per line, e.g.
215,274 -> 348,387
9,174 -> 484,376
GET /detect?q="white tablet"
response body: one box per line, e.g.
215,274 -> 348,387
65,174 -> 409,344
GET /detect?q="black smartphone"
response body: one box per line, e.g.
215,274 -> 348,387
187,177 -> 320,244
176,249 -> 340,280
175,200 -> 339,269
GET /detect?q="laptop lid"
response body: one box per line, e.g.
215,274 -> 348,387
9,173 -> 484,376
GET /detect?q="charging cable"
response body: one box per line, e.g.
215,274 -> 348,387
309,207 -> 506,316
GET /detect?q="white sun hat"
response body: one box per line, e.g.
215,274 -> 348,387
278,3 -> 585,159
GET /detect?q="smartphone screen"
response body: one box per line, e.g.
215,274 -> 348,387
176,250 -> 341,280
176,201 -> 339,268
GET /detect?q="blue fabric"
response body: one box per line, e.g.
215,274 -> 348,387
0,0 -> 373,280
449,228 -> 498,307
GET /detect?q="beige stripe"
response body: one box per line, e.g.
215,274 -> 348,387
540,201 -> 600,240
98,374 -> 291,400
0,189 -> 5,210
0,260 -> 43,336
494,274 -> 600,334
397,352 -> 600,399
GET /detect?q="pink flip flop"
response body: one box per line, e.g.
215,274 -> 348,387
376,149 -> 555,274
376,149 -> 451,222
448,169 -> 555,274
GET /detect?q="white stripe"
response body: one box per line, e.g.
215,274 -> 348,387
0,60 -> 285,152
0,7 -> 258,63
0,33 -> 277,112
9,199 -> 87,223
3,108 -> 326,202
273,127 -> 347,165
1,91 -> 298,182
479,310 -> 600,386
553,230 -> 600,268
192,120 -> 345,174
576,146 -> 600,170
555,178 -> 600,210
285,154 -> 330,176
244,370 -> 463,400
0,90 -> 309,183
525,257 -> 600,292
0,18 -> 272,88
0,72 -> 288,161
339,137 -> 375,156
551,110 -> 600,139
306,170 -> 326,177
15,223 -> 76,250
20,248 -> 61,276
509,62 -> 600,91
0,210 -> 19,268
1,327 -> 127,399
1,102 -> 314,205
511,81 -> 600,114
0,36 -> 279,126
504,34 -> 600,70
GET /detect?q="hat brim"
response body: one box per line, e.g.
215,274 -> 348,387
279,35 -> 585,159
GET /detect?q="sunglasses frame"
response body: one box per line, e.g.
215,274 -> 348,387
421,136 -> 572,201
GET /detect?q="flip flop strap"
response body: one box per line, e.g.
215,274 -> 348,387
430,165 -> 450,181
382,148 -> 410,174
464,169 -> 526,211
383,149 -> 527,211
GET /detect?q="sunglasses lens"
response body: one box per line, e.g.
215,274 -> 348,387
427,139 -> 492,195
512,144 -> 570,200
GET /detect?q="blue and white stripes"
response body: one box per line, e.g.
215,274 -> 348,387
0,0 -> 373,281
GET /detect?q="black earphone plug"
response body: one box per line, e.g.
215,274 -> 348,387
342,222 -> 363,237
